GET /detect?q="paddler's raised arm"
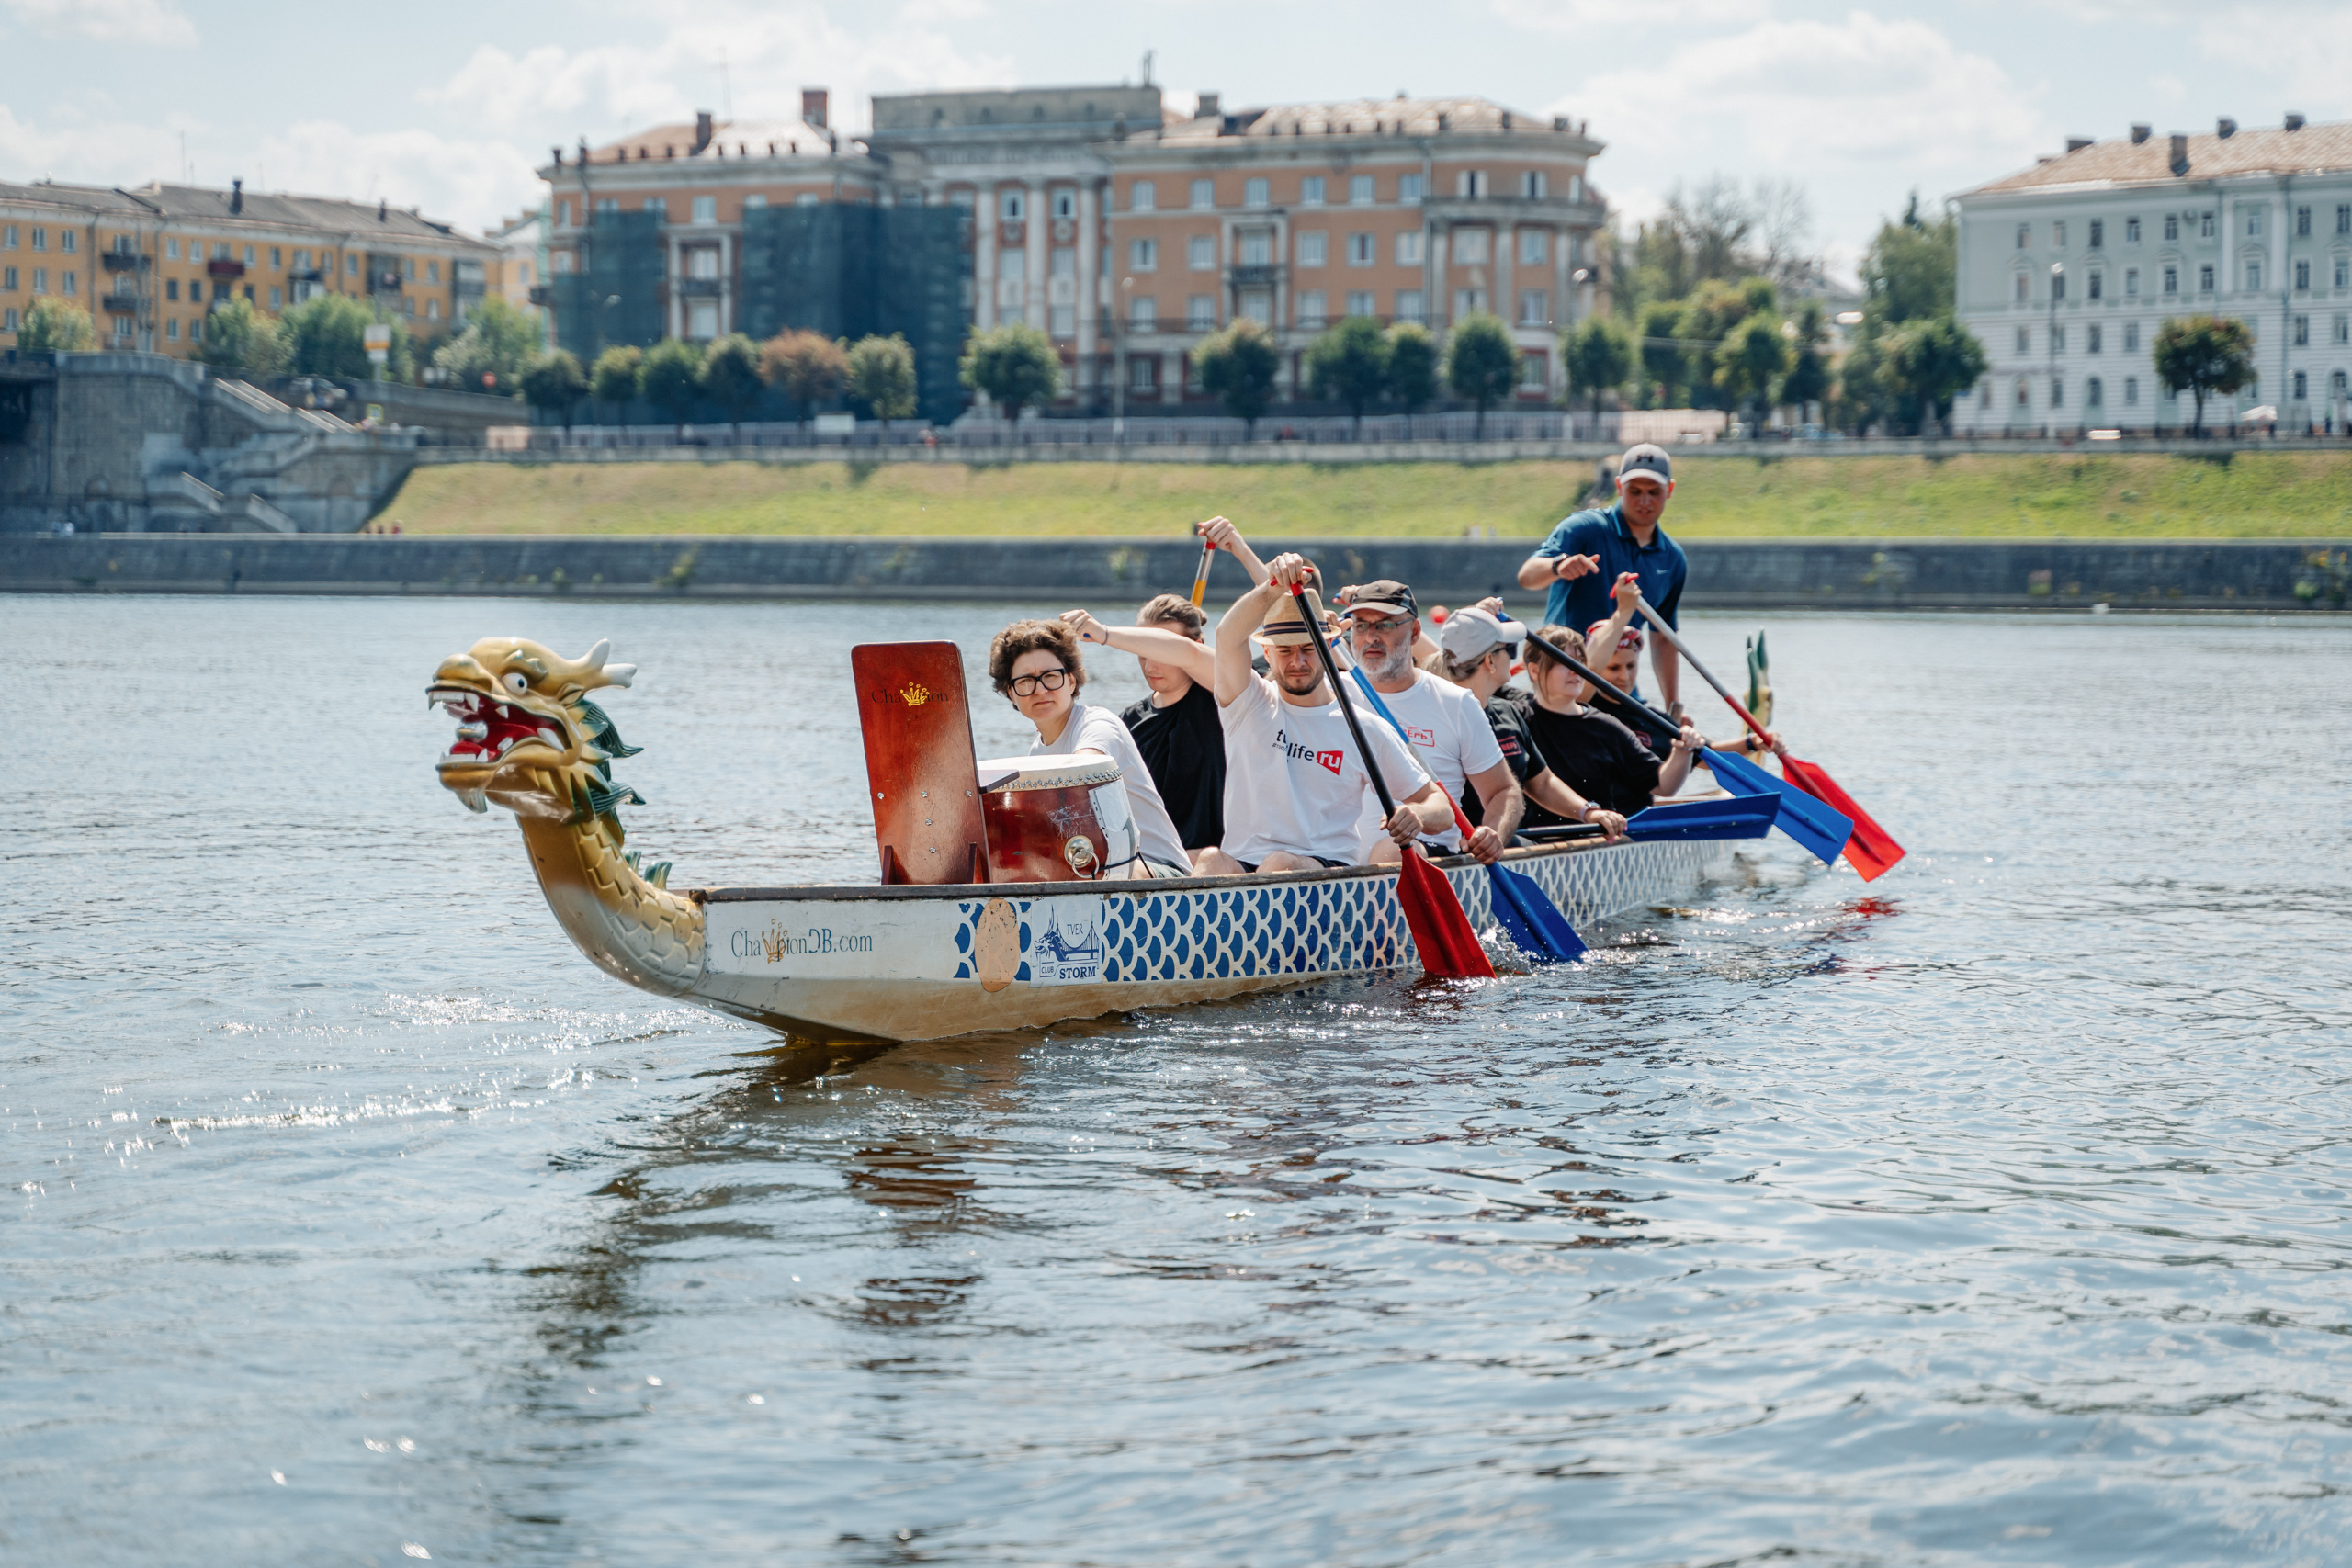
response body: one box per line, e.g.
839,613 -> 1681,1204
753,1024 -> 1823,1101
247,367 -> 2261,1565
1058,608 -> 1216,686
1214,561 -> 1293,706
1198,516 -> 1270,585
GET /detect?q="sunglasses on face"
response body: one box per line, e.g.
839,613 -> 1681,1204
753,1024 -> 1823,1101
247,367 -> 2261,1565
1009,668 -> 1071,696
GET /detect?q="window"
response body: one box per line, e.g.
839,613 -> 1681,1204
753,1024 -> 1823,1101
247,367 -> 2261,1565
2165,214 -> 2179,242
2015,326 -> 2030,354
270,286 -> 282,309
295,249 -> 310,269
1521,171 -> 1546,199
1239,232 -> 1271,265
425,297 -> 440,320
1244,177 -> 1269,209
2124,321 -> 2139,351
1519,289 -> 1548,325
999,248 -> 1025,285
686,247 -> 719,279
164,318 -> 177,341
1453,228 -> 1490,265
1187,294 -> 1215,330
2052,325 -> 2065,353
2199,264 -> 2214,291
643,197 -> 666,218
2294,369 -> 2309,400
427,260 -> 440,282
2051,271 -> 2065,301
1347,232 -> 1375,265
2339,257 -> 2351,289
1301,175 -> 1326,206
2125,267 -> 2139,296
1457,170 -> 1488,198
595,197 -> 618,214
796,194 -> 819,207
2298,205 -> 2312,237
1395,288 -> 1424,321
556,200 -> 570,228
551,251 -> 572,274
2016,223 -> 2030,250
1297,289 -> 1327,328
691,196 -> 716,224
2125,218 -> 2141,243
2297,259 -> 2312,290
2088,219 -> 2103,248
1128,296 -> 1155,329
2124,375 -> 2137,405
164,277 -> 175,300
2164,265 -> 2179,294
2,266 -> 12,289
1130,180 -> 1156,212
2088,324 -> 2102,353
1128,355 -> 1158,389
1238,292 -> 1269,325
1000,190 -> 1024,220
189,316 -> 200,343
2295,314 -> 2310,344
2015,273 -> 2030,303
1187,234 -> 1215,270
1396,231 -> 1424,265
2086,376 -> 2103,407
1295,231 -> 1326,266
0,226 -> 12,249
2245,261 -> 2262,290
2199,211 -> 2214,239
2050,377 -> 2064,408
1345,289 -> 1375,318
2245,208 -> 2263,238
2337,315 -> 2350,344
1051,246 -> 1075,277
1190,179 -> 1215,210
1050,304 -> 1074,336
1519,228 -> 1547,265
347,254 -> 359,274
58,231 -> 74,253
402,257 -> 415,279
1129,237 -> 1158,271
1350,175 -> 1374,205
63,270 -> 77,295
687,299 -> 718,339
1453,287 -> 1487,317
31,229 -> 46,252
1052,189 -> 1075,219
742,195 -> 764,209
2054,220 -> 2066,248
1398,174 -> 1424,202
1519,350 -> 1547,389
2341,205 -> 2352,235
2088,270 -> 2102,299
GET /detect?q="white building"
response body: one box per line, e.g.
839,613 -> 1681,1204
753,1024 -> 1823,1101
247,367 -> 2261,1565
1953,115 -> 2352,434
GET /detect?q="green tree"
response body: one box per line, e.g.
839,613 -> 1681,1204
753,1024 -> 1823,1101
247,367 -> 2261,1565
2153,314 -> 2256,436
845,333 -> 918,429
1637,300 -> 1685,407
194,297 -> 285,375
761,328 -> 852,428
699,333 -> 763,442
1385,322 -> 1439,415
1781,299 -> 1833,421
957,321 -> 1060,426
1713,314 -> 1792,434
1306,316 -> 1391,434
1562,317 -> 1633,418
590,344 -> 642,422
520,349 -> 588,433
17,298 -> 96,354
1830,335 -> 1894,435
1444,312 -> 1520,438
1192,318 -> 1281,437
431,297 -> 541,395
1860,192 -> 1959,333
639,337 -> 706,440
278,295 -> 411,381
1880,314 -> 1988,434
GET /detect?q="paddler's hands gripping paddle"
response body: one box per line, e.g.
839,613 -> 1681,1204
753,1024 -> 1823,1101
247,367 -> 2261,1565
1630,593 -> 1905,881
1288,581 -> 1494,980
1520,631 -> 1854,868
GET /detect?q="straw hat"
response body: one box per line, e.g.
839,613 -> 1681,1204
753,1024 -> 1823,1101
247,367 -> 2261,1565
1251,589 -> 1328,647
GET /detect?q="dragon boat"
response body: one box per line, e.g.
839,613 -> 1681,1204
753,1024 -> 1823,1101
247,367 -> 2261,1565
427,635 -> 1745,1043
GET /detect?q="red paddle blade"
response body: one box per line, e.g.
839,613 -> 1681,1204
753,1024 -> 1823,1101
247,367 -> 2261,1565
1778,755 -> 1905,882
1396,847 -> 1496,979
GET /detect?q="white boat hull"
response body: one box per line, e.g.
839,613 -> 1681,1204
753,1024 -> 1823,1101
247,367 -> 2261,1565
691,836 -> 1733,1043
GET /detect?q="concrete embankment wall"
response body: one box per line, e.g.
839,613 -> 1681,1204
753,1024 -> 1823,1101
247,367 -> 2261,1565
4,535 -> 2345,612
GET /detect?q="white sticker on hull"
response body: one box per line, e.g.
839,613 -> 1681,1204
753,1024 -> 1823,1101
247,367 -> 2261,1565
1026,897 -> 1108,986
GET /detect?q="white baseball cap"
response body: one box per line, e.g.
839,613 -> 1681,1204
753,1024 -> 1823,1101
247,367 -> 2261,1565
1437,604 -> 1526,663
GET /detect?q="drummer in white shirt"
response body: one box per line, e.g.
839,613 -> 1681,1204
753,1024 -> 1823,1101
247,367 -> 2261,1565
988,618 -> 1192,878
1335,579 -> 1521,865
1195,556 -> 1450,876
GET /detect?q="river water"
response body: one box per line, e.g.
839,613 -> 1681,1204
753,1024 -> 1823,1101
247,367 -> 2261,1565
6,593 -> 2350,1567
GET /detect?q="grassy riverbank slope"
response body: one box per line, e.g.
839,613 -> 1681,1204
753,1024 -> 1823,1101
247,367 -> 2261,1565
388,451 -> 2352,538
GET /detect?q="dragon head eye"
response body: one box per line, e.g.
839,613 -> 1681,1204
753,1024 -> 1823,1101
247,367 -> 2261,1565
503,671 -> 532,694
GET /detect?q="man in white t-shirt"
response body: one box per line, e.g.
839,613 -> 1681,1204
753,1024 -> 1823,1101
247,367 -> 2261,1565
1337,579 -> 1521,864
1196,555 -> 1447,876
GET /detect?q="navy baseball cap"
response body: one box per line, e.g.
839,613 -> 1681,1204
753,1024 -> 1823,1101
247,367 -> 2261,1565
1618,443 -> 1673,489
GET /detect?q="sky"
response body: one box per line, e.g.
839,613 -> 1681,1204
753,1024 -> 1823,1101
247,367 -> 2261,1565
3,0 -> 2346,283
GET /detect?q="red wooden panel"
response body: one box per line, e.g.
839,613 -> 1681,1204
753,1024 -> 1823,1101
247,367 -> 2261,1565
851,642 -> 990,885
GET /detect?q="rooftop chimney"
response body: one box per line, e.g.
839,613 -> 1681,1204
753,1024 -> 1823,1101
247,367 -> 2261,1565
552,146 -> 564,166
2131,123 -> 2151,144
693,111 -> 714,153
2169,132 -> 2190,176
1195,91 -> 1220,118
230,177 -> 243,214
378,197 -> 388,223
802,88 -> 829,129
2286,111 -> 2307,131
2217,116 -> 2237,139
2066,137 -> 2093,153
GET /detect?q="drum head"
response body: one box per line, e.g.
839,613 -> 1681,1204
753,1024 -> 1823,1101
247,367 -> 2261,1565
976,753 -> 1123,792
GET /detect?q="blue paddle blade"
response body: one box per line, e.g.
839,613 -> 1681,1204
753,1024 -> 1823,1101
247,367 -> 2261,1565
1624,793 -> 1776,840
1699,748 -> 1854,865
1482,865 -> 1547,960
1487,861 -> 1589,961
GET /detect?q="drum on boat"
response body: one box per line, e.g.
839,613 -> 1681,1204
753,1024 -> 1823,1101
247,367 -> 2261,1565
975,754 -> 1138,883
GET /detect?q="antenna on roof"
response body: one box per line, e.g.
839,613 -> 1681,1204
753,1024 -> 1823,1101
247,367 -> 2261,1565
1140,49 -> 1154,86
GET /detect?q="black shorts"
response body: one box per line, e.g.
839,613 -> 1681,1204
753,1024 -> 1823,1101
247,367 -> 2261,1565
1233,855 -> 1350,874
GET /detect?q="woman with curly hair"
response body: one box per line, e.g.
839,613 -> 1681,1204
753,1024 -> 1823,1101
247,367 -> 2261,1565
988,618 -> 1190,878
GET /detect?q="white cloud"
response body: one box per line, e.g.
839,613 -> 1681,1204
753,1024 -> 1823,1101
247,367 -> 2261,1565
1493,0 -> 1764,32
2192,6 -> 2352,110
0,100 -> 192,185
1,0 -> 195,46
253,122 -> 542,232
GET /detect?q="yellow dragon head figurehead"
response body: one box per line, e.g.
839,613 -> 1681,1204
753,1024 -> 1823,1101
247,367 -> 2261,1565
428,637 -> 643,824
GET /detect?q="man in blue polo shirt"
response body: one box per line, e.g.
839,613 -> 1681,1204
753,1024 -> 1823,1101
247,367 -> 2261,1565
1516,442 -> 1688,714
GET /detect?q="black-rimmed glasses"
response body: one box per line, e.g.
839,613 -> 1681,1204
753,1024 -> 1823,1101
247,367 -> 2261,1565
1009,668 -> 1071,697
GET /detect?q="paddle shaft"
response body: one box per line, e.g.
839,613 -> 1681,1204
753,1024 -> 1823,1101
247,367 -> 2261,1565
1630,592 -> 1772,747
1518,631 -> 1686,750
1189,540 -> 1216,607
1343,662 -> 1479,842
1290,584 -> 1400,822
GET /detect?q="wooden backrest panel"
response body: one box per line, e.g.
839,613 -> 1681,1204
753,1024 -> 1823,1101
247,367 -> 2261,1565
851,642 -> 989,885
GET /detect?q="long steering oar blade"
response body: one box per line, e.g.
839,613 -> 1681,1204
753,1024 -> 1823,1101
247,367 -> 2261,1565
1341,660 -> 1585,962
1630,593 -> 1905,881
1290,583 -> 1492,980
1520,632 -> 1851,868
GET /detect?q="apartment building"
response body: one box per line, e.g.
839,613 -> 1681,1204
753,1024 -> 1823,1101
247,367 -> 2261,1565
484,206 -> 550,341
541,84 -> 1609,412
0,178 -> 497,358
1954,115 -> 2352,434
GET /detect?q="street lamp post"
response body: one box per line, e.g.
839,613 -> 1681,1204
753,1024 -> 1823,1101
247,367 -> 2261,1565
2047,263 -> 2064,440
1113,275 -> 1133,442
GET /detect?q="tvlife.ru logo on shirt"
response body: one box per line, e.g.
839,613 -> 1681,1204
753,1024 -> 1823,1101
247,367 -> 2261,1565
1273,728 -> 1344,774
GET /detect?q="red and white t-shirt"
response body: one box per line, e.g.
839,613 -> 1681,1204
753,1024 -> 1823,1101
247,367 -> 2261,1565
1218,673 -> 1430,867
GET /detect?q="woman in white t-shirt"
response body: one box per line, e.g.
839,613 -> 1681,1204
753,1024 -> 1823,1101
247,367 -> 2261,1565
987,618 -> 1191,878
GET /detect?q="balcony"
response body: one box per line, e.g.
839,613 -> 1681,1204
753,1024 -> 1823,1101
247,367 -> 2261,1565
677,276 -> 723,297
1227,264 -> 1283,287
101,292 -> 140,315
370,271 -> 404,294
207,258 -> 245,278
526,285 -> 551,307
102,252 -> 147,274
